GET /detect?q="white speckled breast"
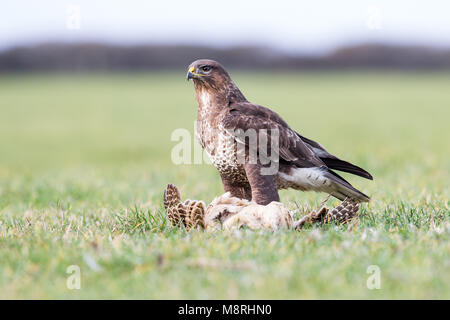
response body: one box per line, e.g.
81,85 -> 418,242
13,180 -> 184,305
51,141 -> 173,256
196,119 -> 248,183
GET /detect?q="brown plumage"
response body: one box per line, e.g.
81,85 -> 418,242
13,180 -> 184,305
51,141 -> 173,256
187,59 -> 372,205
163,184 -> 206,229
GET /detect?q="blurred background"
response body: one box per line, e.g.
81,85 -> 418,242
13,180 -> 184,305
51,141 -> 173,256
2,0 -> 450,71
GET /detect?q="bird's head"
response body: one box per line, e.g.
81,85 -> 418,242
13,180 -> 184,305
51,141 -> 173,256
186,59 -> 231,88
187,59 -> 247,104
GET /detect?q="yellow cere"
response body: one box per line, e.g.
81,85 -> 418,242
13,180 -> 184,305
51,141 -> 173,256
189,67 -> 195,72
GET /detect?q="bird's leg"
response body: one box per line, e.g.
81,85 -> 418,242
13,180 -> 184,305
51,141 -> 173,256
243,162 -> 280,205
292,195 -> 332,230
293,197 -> 360,230
293,206 -> 329,230
220,174 -> 252,200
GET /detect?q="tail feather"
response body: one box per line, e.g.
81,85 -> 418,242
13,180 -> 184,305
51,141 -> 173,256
324,170 -> 370,202
321,158 -> 373,180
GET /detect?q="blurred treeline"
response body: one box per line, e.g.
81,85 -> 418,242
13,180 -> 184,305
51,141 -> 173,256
1,42 -> 450,72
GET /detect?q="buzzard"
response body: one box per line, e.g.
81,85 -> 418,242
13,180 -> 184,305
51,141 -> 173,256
187,59 -> 372,205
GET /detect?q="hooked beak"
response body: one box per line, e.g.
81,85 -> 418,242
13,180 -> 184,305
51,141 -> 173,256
186,66 -> 195,81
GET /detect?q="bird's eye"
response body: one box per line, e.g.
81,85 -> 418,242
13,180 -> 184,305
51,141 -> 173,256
201,66 -> 211,72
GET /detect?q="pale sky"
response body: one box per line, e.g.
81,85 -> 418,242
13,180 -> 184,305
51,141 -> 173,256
1,0 -> 450,54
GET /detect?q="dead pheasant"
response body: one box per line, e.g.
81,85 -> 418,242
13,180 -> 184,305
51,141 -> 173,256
163,184 -> 360,231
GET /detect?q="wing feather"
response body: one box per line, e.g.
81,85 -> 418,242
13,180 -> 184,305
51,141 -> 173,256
221,103 -> 324,168
297,133 -> 373,180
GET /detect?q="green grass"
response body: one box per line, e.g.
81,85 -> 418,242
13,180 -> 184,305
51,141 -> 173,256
0,72 -> 448,299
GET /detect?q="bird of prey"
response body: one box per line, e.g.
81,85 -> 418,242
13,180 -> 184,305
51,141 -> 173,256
187,59 -> 372,205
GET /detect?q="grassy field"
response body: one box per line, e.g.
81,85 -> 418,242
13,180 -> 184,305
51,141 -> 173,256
0,72 -> 448,299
